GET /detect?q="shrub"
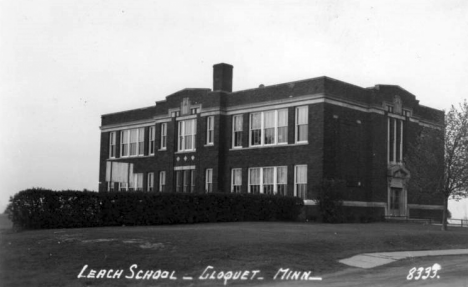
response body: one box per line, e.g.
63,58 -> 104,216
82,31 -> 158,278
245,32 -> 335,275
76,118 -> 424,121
313,179 -> 346,223
8,189 -> 304,229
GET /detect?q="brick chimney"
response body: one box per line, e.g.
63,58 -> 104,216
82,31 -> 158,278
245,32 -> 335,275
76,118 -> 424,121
213,63 -> 233,93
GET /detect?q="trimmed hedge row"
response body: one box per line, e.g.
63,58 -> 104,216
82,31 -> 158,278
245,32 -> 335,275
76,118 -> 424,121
8,188 -> 304,229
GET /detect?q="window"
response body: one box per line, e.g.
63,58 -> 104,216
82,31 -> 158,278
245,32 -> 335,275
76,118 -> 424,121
249,168 -> 261,194
190,170 -> 195,193
207,116 -> 214,145
277,109 -> 288,144
205,169 -> 213,193
175,171 -> 182,192
120,128 -> 144,157
159,171 -> 166,192
294,165 -> 307,199
296,106 -> 308,143
248,166 -> 288,195
388,117 -> 404,163
178,119 -> 197,151
119,182 -> 128,192
109,132 -> 116,158
250,113 -> 262,146
250,109 -> 288,147
147,172 -> 154,191
263,167 -> 274,194
231,168 -> 242,193
277,166 -> 287,195
233,115 -> 243,148
160,123 -> 167,150
107,181 -> 115,191
121,130 -> 129,157
149,126 -> 155,155
129,173 -> 143,191
183,170 -> 190,193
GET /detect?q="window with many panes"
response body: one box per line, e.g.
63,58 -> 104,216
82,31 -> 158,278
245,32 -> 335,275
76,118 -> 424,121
248,166 -> 288,195
147,172 -> 154,191
294,165 -> 307,199
107,181 -> 115,191
207,116 -> 214,145
231,168 -> 242,193
388,117 -> 404,164
249,109 -> 288,147
178,119 -> 196,151
205,169 -> 213,193
149,126 -> 155,155
160,123 -> 167,150
129,173 -> 143,191
120,128 -> 144,157
277,166 -> 287,195
159,171 -> 166,192
109,132 -> 116,158
232,115 -> 243,148
119,182 -> 128,191
295,106 -> 308,143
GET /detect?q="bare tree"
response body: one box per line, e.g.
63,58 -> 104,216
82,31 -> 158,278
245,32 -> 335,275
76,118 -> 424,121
406,100 -> 468,231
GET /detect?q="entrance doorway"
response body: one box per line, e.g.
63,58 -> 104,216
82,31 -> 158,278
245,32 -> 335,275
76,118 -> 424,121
389,188 -> 403,216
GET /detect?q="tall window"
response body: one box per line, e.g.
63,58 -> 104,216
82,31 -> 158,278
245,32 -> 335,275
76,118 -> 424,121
190,170 -> 195,193
294,165 -> 307,199
121,128 -> 144,157
233,115 -> 243,147
121,130 -> 129,157
388,117 -> 404,163
109,132 -> 116,158
160,123 -> 167,150
250,113 -> 262,146
277,166 -> 287,195
250,109 -> 288,147
159,171 -> 166,192
277,109 -> 288,144
178,119 -> 197,151
129,173 -> 143,191
231,168 -> 242,193
149,126 -> 155,155
207,116 -> 214,145
248,166 -> 287,195
147,172 -> 154,191
205,169 -> 213,193
107,181 -> 115,191
119,182 -> 128,191
296,106 -> 308,143
263,167 -> 274,194
249,168 -> 261,194
176,171 -> 182,192
183,170 -> 190,193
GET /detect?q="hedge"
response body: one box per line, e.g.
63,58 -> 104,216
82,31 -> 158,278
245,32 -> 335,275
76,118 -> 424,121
8,188 -> 304,229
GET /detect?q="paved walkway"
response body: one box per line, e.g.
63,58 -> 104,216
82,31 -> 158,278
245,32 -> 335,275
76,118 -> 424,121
339,249 -> 468,269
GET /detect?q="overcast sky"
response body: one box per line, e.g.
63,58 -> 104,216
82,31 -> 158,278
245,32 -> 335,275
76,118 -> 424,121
0,0 -> 467,216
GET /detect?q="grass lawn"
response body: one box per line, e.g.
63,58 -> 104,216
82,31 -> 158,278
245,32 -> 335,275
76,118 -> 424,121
1,222 -> 468,286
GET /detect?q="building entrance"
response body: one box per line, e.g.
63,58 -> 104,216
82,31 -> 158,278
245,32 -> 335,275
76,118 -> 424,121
389,188 -> 404,216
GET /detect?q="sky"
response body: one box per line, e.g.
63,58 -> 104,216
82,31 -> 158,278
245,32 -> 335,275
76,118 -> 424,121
0,0 -> 467,217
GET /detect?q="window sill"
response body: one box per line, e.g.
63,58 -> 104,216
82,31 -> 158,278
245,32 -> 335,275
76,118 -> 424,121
204,144 -> 214,147
109,155 -> 153,160
175,150 -> 196,154
158,148 -> 167,151
229,142 -> 308,151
